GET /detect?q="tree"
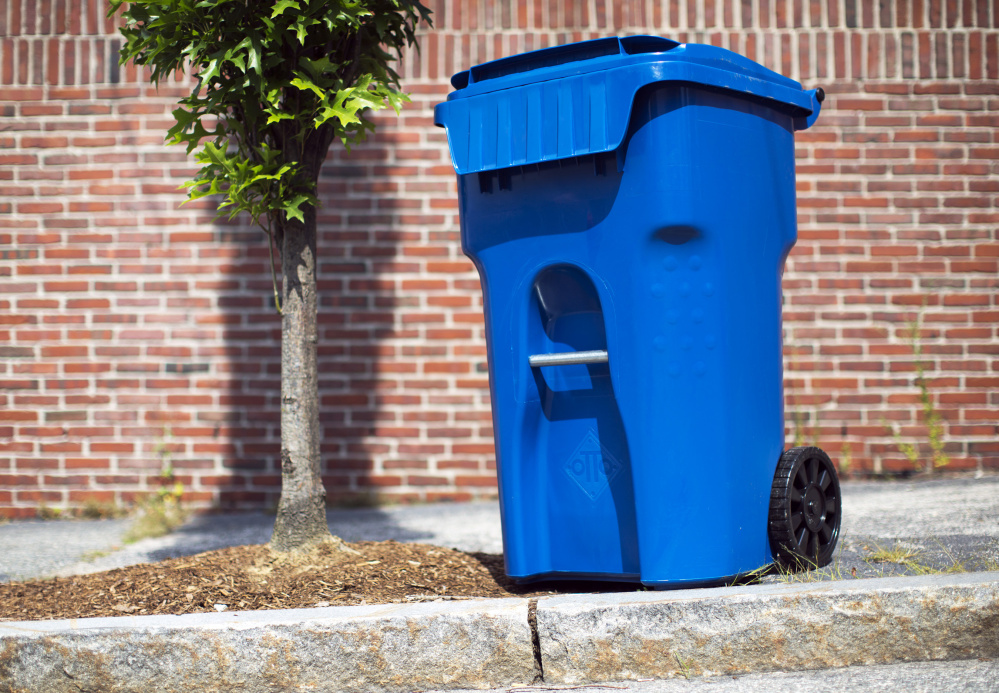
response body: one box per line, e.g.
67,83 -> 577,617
110,0 -> 432,552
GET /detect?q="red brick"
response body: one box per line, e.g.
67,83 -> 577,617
90,442 -> 135,453
0,411 -> 38,422
455,475 -> 497,487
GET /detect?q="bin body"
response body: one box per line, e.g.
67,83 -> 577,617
435,37 -> 822,586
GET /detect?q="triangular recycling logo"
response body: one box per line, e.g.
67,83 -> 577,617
563,430 -> 623,501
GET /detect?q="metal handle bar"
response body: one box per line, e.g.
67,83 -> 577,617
528,350 -> 609,367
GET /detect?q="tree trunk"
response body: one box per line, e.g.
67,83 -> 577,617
270,203 -> 333,552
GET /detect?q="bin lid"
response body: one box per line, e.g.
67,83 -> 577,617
434,36 -> 822,175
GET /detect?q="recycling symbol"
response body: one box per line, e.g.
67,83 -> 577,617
563,430 -> 623,501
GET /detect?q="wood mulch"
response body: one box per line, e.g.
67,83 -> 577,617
0,539 -> 625,622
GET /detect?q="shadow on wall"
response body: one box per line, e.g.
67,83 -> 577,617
204,100 -> 491,512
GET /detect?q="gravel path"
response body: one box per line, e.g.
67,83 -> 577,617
1,475 -> 996,583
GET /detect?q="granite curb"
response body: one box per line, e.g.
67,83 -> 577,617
537,571 -> 999,684
1,572 -> 997,692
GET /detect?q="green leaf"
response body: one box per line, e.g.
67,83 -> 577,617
282,194 -> 311,223
317,101 -> 360,128
199,57 -> 221,84
299,54 -> 337,81
290,76 -> 326,100
266,111 -> 294,125
271,0 -> 300,18
292,18 -> 319,44
224,42 -> 247,72
200,141 -> 227,165
166,106 -> 197,136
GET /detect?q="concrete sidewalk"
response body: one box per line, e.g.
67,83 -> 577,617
1,475 -> 997,691
2,475 -> 998,583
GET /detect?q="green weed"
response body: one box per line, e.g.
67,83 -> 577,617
911,323 -> 950,472
863,540 -> 967,575
79,549 -> 113,562
37,499 -> 128,521
889,423 -> 921,469
762,541 -> 853,584
839,440 -> 853,476
674,653 -> 691,680
886,308 -> 949,473
769,558 -> 848,584
123,428 -> 188,543
123,482 -> 187,544
865,543 -> 921,566
77,498 -> 128,520
36,504 -> 64,520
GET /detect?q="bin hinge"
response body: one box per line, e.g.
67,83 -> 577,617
528,350 -> 609,367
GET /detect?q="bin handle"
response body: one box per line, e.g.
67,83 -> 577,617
528,350 -> 609,367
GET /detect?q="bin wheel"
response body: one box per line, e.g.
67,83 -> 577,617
768,446 -> 841,570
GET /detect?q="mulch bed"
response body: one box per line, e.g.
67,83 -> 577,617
0,540 -> 589,622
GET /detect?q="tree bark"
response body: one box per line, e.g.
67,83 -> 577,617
270,203 -> 333,552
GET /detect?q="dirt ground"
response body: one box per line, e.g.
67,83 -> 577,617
0,539 -> 586,622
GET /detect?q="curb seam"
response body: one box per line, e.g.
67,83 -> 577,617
527,597 -> 544,683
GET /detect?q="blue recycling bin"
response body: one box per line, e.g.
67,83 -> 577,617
435,36 -> 829,587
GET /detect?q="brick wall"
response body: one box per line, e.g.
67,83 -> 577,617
1,0 -> 997,518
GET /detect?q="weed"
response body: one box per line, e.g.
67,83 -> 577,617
888,422 -> 921,469
923,541 -> 968,575
77,499 -> 128,520
123,428 -> 188,543
865,543 -> 921,565
839,440 -> 853,476
674,653 -> 691,680
923,559 -> 968,575
769,558 -> 847,584
863,540 -> 968,576
912,337 -> 950,471
764,541 -> 852,584
792,407 -> 818,450
729,563 -> 775,586
123,483 -> 187,544
886,308 -> 949,473
79,549 -> 113,562
789,391 -> 817,451
38,499 -> 127,522
36,504 -> 64,520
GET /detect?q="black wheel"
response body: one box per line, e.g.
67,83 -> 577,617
768,446 -> 841,570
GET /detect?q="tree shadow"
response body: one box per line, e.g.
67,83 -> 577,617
198,143 -> 403,511
195,98 -> 466,548
141,507 -> 436,564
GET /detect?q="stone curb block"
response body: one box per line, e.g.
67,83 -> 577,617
536,571 -> 999,684
2,573 -> 997,691
0,598 -> 535,693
